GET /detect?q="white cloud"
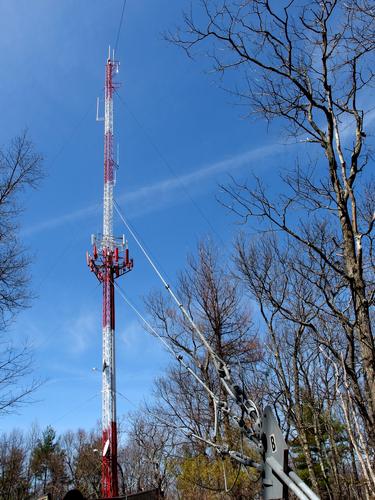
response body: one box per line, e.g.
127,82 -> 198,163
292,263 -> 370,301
64,309 -> 98,355
24,143 -> 283,236
23,203 -> 101,236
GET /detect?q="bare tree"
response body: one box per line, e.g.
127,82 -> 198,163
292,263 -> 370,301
235,234 -> 362,497
0,131 -> 43,414
0,132 -> 43,326
0,429 -> 30,499
167,0 -> 375,495
117,412 -> 177,497
145,241 -> 261,496
0,342 -> 40,413
60,427 -> 102,498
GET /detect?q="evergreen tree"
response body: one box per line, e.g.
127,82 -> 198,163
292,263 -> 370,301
30,426 -> 67,497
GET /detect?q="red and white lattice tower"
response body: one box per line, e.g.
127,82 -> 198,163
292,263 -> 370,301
86,48 -> 133,498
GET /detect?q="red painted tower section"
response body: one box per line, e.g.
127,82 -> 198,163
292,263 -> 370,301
87,50 -> 133,498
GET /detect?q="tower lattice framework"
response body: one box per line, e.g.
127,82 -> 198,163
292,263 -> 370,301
87,49 -> 133,498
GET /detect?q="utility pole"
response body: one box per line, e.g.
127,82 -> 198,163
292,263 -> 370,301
87,48 -> 133,498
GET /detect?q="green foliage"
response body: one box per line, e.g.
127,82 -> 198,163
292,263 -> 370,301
289,402 -> 349,489
176,453 -> 259,499
30,426 -> 67,497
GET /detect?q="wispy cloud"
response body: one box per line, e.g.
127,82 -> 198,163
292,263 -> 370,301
24,143 -> 283,236
23,203 -> 102,236
64,310 -> 98,355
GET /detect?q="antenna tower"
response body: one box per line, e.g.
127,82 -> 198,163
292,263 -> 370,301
87,48 -> 133,498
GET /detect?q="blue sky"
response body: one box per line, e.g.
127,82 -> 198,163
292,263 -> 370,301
0,1 -> 316,435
